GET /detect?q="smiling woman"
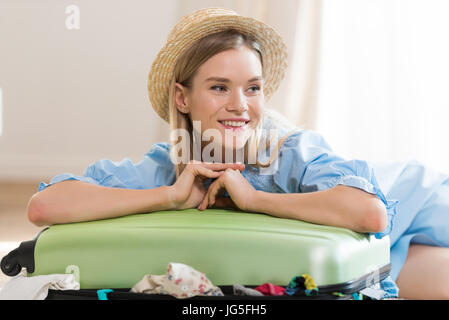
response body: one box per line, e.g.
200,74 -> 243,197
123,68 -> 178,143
29,8 -> 400,298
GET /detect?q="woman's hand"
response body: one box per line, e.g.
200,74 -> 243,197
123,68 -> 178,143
198,168 -> 258,212
168,161 -> 245,210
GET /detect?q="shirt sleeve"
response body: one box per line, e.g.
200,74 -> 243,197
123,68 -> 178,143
273,130 -> 398,239
38,142 -> 175,192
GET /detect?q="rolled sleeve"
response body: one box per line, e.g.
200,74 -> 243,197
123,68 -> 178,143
323,174 -> 398,240
38,142 -> 175,193
38,173 -> 100,192
274,130 -> 398,239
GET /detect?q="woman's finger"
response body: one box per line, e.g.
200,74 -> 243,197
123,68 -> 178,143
177,165 -> 222,199
198,177 -> 222,210
198,187 -> 211,210
198,195 -> 208,211
207,176 -> 226,208
208,180 -> 223,207
194,161 -> 245,172
190,164 -> 224,179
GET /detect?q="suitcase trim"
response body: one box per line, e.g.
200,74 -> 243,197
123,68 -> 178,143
44,264 -> 391,300
45,287 -> 354,300
315,263 -> 391,294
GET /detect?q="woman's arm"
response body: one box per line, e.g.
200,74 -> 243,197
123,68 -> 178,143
248,185 -> 387,234
28,162 -> 244,227
27,180 -> 175,226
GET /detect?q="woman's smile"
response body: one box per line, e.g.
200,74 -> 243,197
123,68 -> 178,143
217,118 -> 251,131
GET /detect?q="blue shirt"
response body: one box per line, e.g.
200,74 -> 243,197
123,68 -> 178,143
39,129 -> 397,239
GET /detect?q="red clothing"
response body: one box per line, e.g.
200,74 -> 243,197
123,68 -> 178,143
254,283 -> 286,296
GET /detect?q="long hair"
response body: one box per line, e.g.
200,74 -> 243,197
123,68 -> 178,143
168,29 -> 300,178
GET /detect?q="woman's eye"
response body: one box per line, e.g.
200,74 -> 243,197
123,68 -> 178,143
249,85 -> 260,93
210,85 -> 260,93
211,85 -> 227,92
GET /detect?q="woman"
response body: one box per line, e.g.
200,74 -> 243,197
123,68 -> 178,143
28,8 -> 449,300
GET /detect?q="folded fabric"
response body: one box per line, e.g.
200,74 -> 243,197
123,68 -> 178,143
130,262 -> 223,299
0,270 -> 80,300
285,273 -> 319,296
254,283 -> 286,296
360,281 -> 394,300
233,284 -> 264,296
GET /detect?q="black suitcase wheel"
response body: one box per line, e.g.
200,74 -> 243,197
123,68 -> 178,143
1,253 -> 22,277
1,239 -> 38,277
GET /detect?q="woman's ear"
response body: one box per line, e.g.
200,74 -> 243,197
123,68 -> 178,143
174,83 -> 190,114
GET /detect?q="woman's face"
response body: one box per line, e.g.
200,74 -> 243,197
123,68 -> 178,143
175,45 -> 264,158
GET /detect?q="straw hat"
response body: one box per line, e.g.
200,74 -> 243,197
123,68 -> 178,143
147,7 -> 288,123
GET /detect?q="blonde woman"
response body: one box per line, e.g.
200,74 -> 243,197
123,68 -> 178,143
27,8 -> 449,299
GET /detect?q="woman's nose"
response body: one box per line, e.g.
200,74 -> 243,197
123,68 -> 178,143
226,91 -> 248,113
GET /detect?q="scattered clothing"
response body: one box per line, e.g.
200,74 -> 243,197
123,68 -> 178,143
0,270 -> 80,300
254,283 -> 286,296
233,284 -> 264,296
285,274 -> 319,296
332,292 -> 346,298
370,276 -> 399,299
97,289 -> 114,300
359,286 -> 386,300
130,262 -> 223,299
352,292 -> 362,300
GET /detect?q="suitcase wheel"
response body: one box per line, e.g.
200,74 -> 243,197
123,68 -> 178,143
1,252 -> 22,277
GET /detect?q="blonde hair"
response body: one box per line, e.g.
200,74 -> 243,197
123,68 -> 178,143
168,29 -> 301,178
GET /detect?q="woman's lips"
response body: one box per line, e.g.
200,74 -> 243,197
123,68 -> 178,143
218,120 -> 250,131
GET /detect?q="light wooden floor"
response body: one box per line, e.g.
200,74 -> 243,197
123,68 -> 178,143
0,181 -> 44,288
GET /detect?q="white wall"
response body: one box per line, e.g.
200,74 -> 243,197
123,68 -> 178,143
0,0 -> 177,181
0,0 -> 299,182
316,0 -> 449,174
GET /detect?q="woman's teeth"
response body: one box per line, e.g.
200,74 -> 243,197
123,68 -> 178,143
220,121 -> 247,127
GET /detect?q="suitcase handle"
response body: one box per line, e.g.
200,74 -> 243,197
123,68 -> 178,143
1,240 -> 36,276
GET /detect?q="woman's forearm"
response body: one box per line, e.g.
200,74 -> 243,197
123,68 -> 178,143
249,185 -> 387,233
27,180 -> 175,226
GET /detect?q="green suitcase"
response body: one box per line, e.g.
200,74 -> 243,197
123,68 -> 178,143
1,208 -> 390,298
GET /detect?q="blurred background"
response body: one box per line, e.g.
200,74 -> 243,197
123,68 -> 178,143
1,0 -> 449,283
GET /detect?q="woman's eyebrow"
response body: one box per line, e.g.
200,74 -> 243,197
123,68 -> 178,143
204,76 -> 263,83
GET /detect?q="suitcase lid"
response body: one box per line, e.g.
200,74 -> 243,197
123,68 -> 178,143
29,209 -> 390,289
